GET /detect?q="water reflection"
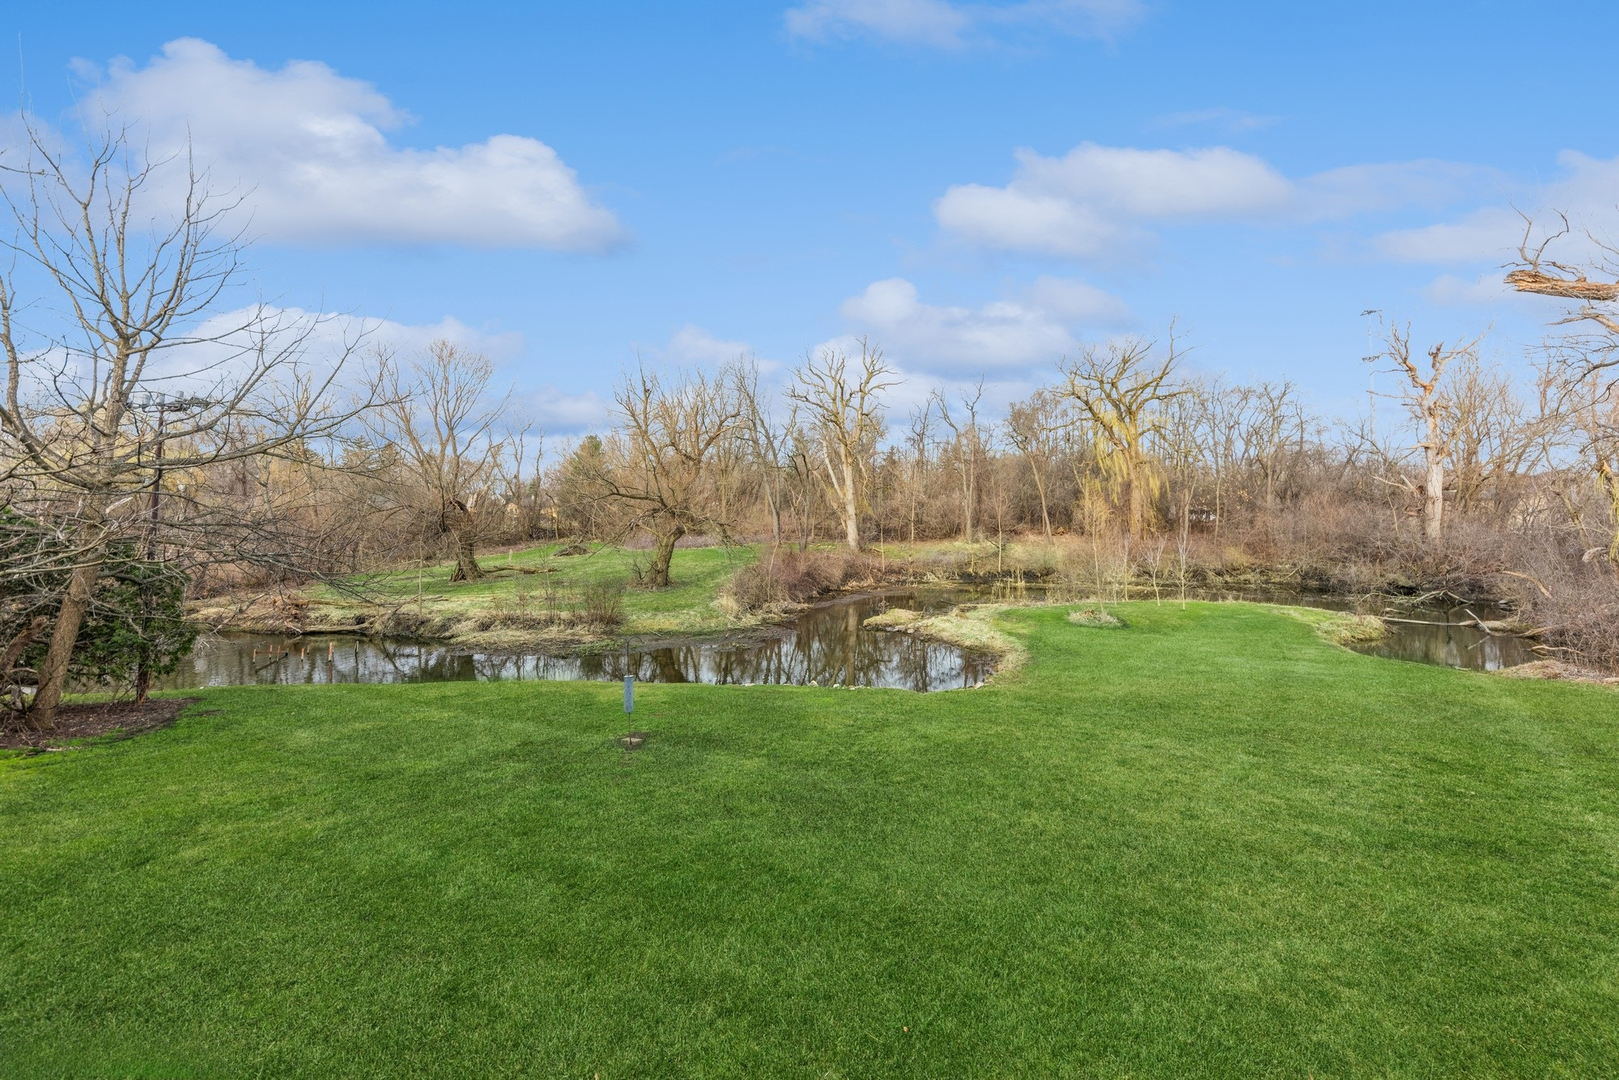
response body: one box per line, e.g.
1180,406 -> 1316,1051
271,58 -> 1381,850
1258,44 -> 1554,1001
164,587 -> 1537,693
1361,607 -> 1536,670
164,590 -> 995,693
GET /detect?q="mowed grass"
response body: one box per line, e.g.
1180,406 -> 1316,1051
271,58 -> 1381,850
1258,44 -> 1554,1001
3,603 -> 1617,1076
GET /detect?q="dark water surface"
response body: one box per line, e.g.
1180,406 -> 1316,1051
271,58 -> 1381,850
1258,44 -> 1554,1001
163,587 -> 1534,693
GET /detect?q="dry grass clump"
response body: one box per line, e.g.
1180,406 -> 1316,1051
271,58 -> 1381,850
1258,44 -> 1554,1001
1067,607 -> 1123,628
1318,612 -> 1389,646
861,604 -> 1026,674
726,549 -> 880,610
861,607 -> 924,630
1272,606 -> 1389,648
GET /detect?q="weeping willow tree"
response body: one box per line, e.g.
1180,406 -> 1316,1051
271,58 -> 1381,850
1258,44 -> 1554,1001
1059,335 -> 1185,538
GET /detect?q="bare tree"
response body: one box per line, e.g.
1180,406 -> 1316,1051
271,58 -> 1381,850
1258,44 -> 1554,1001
1536,345 -> 1619,568
1237,380 -> 1306,512
933,380 -> 986,543
734,358 -> 795,548
1376,325 -> 1477,544
903,400 -> 934,543
1440,353 -> 1544,514
788,339 -> 893,551
370,340 -> 515,582
1188,376 -> 1240,533
598,364 -> 742,587
1005,388 -> 1064,542
1508,216 -> 1619,564
0,122 -> 368,727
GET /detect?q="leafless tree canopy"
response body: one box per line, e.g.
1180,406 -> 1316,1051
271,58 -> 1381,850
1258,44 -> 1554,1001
368,340 -> 519,583
788,338 -> 894,551
0,121 -> 373,726
589,363 -> 743,587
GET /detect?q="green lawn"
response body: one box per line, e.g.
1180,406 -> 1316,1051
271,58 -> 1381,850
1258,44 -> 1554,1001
3,603 -> 1617,1076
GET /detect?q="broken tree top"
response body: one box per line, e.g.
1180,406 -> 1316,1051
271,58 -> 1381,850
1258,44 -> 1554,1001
1505,269 -> 1619,303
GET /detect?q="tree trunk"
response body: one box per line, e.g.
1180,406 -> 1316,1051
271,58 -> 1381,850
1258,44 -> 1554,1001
1,616 -> 50,715
449,528 -> 485,582
841,457 -> 860,551
1422,409 -> 1445,544
444,500 -> 486,582
1031,464 -> 1053,542
959,469 -> 973,543
29,557 -> 103,728
765,476 -> 783,547
1424,440 -> 1450,544
648,525 -> 684,588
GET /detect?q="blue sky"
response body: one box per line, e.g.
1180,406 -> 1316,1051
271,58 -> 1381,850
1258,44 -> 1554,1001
8,1 -> 1618,431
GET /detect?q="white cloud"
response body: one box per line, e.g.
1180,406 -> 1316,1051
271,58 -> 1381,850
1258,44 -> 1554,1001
937,141 -> 1494,261
933,183 -> 1138,260
126,306 -> 522,392
829,275 -> 1129,373
784,0 -> 1143,48
267,308 -> 606,434
936,143 -> 1289,259
1017,144 -> 1294,218
513,387 -> 610,434
73,38 -> 624,251
666,325 -> 754,364
787,0 -> 971,47
1374,208 -> 1524,264
1023,275 -> 1132,322
1374,151 -> 1619,266
797,332 -> 1041,421
21,303 -> 540,424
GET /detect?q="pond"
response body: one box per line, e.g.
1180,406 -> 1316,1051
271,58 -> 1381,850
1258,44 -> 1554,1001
162,589 -> 995,693
161,587 -> 1536,693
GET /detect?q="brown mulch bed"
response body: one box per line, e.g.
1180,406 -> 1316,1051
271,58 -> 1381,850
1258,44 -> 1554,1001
1,697 -> 202,751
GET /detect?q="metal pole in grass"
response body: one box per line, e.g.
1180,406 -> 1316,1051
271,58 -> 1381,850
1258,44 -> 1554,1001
623,642 -> 634,714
